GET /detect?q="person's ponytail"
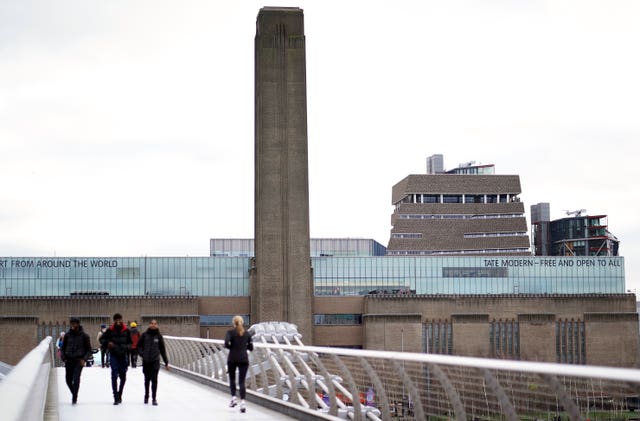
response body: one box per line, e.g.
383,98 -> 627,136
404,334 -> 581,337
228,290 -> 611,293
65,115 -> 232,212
232,315 -> 245,336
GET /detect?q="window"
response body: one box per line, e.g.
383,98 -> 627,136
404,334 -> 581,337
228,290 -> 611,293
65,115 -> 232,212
443,195 -> 463,203
464,232 -> 527,238
314,314 -> 362,325
391,233 -> 422,239
490,319 -> 519,359
424,320 -> 452,354
556,318 -> 585,364
443,267 -> 508,277
200,314 -> 250,326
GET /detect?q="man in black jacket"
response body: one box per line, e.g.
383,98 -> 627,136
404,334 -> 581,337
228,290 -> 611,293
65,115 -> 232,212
100,313 -> 132,405
61,317 -> 92,405
137,319 -> 169,405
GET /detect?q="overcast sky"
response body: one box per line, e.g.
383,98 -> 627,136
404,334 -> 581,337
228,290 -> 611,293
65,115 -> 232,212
1,1 -> 639,292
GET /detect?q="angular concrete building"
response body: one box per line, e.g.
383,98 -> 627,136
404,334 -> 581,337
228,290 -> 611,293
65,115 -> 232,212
253,7 -> 313,340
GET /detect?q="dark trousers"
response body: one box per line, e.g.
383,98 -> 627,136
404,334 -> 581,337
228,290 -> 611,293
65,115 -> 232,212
110,355 -> 128,396
64,359 -> 83,398
101,348 -> 109,367
129,349 -> 138,367
228,361 -> 249,400
142,360 -> 160,399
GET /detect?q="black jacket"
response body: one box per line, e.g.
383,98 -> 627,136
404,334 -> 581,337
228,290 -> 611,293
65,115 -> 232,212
61,325 -> 92,362
100,323 -> 132,359
224,328 -> 253,364
137,328 -> 168,365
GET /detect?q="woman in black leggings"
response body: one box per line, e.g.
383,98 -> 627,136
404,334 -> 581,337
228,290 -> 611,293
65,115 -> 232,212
137,319 -> 169,406
224,315 -> 253,413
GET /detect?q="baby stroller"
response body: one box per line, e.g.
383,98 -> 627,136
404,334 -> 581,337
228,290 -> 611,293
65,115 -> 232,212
85,348 -> 99,367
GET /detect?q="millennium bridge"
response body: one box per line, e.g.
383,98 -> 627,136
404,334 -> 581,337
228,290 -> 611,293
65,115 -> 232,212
2,322 -> 639,421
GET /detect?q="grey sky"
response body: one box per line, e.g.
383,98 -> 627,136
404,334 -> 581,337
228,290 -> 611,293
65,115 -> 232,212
1,1 -> 639,291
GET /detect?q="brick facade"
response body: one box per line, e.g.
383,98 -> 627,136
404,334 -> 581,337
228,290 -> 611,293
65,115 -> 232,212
360,294 -> 639,367
0,296 -> 199,364
3,294 -> 638,368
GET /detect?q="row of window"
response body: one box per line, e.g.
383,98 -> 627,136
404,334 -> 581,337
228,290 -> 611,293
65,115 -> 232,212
423,319 -> 584,364
391,233 -> 423,239
314,314 -> 362,325
0,256 -> 625,296
200,314 -> 251,326
398,213 -> 523,220
463,232 -> 528,238
442,267 -> 509,278
490,319 -> 520,359
424,321 -> 453,354
557,319 -> 585,364
388,248 -> 530,255
402,194 -> 517,204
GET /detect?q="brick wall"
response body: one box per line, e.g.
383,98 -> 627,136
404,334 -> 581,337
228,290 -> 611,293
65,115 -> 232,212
0,317 -> 39,365
0,297 -> 199,363
451,314 -> 489,357
363,314 -> 422,352
518,314 -> 556,362
585,312 -> 640,367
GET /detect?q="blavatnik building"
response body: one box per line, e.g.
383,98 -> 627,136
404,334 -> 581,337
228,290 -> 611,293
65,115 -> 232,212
387,155 -> 530,256
1,7 -> 638,368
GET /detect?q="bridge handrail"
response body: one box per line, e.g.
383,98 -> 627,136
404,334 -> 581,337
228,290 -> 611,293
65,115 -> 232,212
165,334 -> 640,421
165,336 -> 640,383
0,336 -> 53,421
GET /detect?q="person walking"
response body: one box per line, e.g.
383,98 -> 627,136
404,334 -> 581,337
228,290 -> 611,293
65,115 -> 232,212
129,322 -> 140,368
224,315 -> 253,413
60,317 -> 92,405
137,319 -> 169,405
56,331 -> 65,365
97,324 -> 109,368
100,313 -> 132,405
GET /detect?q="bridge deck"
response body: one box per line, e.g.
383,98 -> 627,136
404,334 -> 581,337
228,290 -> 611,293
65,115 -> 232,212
54,366 -> 292,421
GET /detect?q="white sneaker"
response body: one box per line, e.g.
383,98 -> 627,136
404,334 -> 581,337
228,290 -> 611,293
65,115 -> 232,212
229,397 -> 237,408
240,402 -> 246,413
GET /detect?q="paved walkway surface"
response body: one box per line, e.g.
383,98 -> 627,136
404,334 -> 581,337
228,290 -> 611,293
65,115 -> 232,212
55,366 -> 293,421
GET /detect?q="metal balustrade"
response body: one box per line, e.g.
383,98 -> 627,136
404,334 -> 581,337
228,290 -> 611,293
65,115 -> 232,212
0,337 -> 53,421
165,322 -> 640,421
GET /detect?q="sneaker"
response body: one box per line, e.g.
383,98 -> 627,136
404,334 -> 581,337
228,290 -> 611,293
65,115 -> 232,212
144,396 -> 149,404
152,399 -> 158,406
229,397 -> 237,408
240,402 -> 246,413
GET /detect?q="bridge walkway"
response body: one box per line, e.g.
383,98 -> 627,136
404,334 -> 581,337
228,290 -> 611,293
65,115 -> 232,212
52,366 -> 292,421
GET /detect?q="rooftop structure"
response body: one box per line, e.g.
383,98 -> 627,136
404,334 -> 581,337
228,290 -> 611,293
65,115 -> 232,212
426,153 -> 495,175
531,203 -> 620,256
